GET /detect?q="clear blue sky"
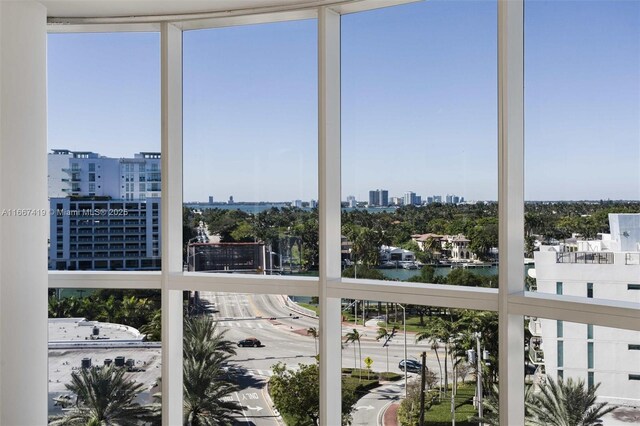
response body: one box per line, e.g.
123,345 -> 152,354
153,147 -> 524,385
47,0 -> 640,202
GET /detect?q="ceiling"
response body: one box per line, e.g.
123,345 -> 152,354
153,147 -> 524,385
40,0 -> 333,19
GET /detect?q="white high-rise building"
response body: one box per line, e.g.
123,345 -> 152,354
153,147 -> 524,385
49,197 -> 161,271
403,191 -> 417,206
532,213 -> 640,407
48,150 -> 162,271
48,149 -> 161,200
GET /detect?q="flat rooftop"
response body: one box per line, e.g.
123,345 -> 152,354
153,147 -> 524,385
48,318 -> 143,342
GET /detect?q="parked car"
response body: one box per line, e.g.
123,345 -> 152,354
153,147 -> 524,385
237,337 -> 262,347
399,359 -> 422,373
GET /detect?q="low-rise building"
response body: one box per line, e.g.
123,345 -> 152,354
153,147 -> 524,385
532,213 -> 640,407
379,245 -> 415,262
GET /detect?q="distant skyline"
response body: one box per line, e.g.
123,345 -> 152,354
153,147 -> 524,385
47,0 -> 639,202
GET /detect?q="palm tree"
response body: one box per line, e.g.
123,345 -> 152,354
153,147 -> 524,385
472,383 -> 538,425
183,315 -> 236,362
376,327 -> 395,374
307,327 -> 319,356
527,376 -> 617,426
48,365 -> 159,425
344,329 -> 362,380
181,315 -> 242,425
182,357 -> 241,426
139,310 -> 162,341
423,236 -> 441,263
417,315 -> 461,396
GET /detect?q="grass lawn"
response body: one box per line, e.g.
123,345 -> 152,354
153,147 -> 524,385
375,316 -> 439,333
422,384 -> 478,425
297,302 -> 319,315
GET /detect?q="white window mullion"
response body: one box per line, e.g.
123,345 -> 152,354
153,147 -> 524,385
318,6 -> 342,426
498,0 -> 525,423
160,22 -> 184,426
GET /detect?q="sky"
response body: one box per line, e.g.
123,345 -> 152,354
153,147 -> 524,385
47,0 -> 640,203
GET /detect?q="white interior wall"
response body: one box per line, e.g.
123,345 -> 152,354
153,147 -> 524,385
0,1 -> 49,424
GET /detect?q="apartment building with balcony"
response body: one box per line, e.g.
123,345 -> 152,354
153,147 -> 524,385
48,149 -> 162,271
49,197 -> 161,271
532,214 -> 640,407
48,149 -> 161,200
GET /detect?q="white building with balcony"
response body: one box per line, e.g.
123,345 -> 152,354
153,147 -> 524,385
48,149 -> 161,200
48,150 -> 162,271
532,213 -> 640,407
49,197 -> 162,271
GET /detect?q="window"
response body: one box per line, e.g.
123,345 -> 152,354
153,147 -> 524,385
48,32 -> 161,273
628,284 -> 640,290
341,0 -> 497,287
629,344 -> 640,350
183,18 -> 318,277
48,287 -> 162,420
27,2 -> 638,425
587,282 -> 593,298
557,340 -> 564,368
534,317 -> 639,410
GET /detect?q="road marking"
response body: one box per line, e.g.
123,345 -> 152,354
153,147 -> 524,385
261,380 -> 285,425
247,369 -> 272,377
356,405 -> 375,410
247,405 -> 264,412
242,391 -> 260,400
234,391 -> 250,424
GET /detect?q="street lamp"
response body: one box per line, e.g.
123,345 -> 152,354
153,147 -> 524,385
186,246 -> 206,272
467,332 -> 484,425
476,332 -> 483,425
398,303 -> 408,400
348,248 -> 358,325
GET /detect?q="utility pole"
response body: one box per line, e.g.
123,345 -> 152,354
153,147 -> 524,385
451,363 -> 456,426
476,332 -> 483,425
419,351 -> 427,426
398,303 -> 408,400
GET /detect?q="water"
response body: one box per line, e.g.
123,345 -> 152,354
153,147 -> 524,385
380,265 -> 498,281
183,203 -> 400,214
183,203 -> 291,214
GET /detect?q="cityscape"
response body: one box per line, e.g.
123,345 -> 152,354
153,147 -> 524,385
14,0 -> 635,425
46,150 -> 640,425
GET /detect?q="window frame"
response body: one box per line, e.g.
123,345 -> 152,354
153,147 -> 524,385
45,1 -> 640,424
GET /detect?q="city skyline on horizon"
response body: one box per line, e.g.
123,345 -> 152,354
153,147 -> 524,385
47,1 -> 640,203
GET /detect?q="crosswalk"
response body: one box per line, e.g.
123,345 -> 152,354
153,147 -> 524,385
217,321 -> 266,329
242,365 -> 300,377
246,369 -> 273,377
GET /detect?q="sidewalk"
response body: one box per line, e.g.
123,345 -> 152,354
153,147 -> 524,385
382,402 -> 400,426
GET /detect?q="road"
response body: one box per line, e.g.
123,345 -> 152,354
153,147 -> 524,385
202,291 -> 445,426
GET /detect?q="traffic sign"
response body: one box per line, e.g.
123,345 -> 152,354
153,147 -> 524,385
364,356 -> 373,368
